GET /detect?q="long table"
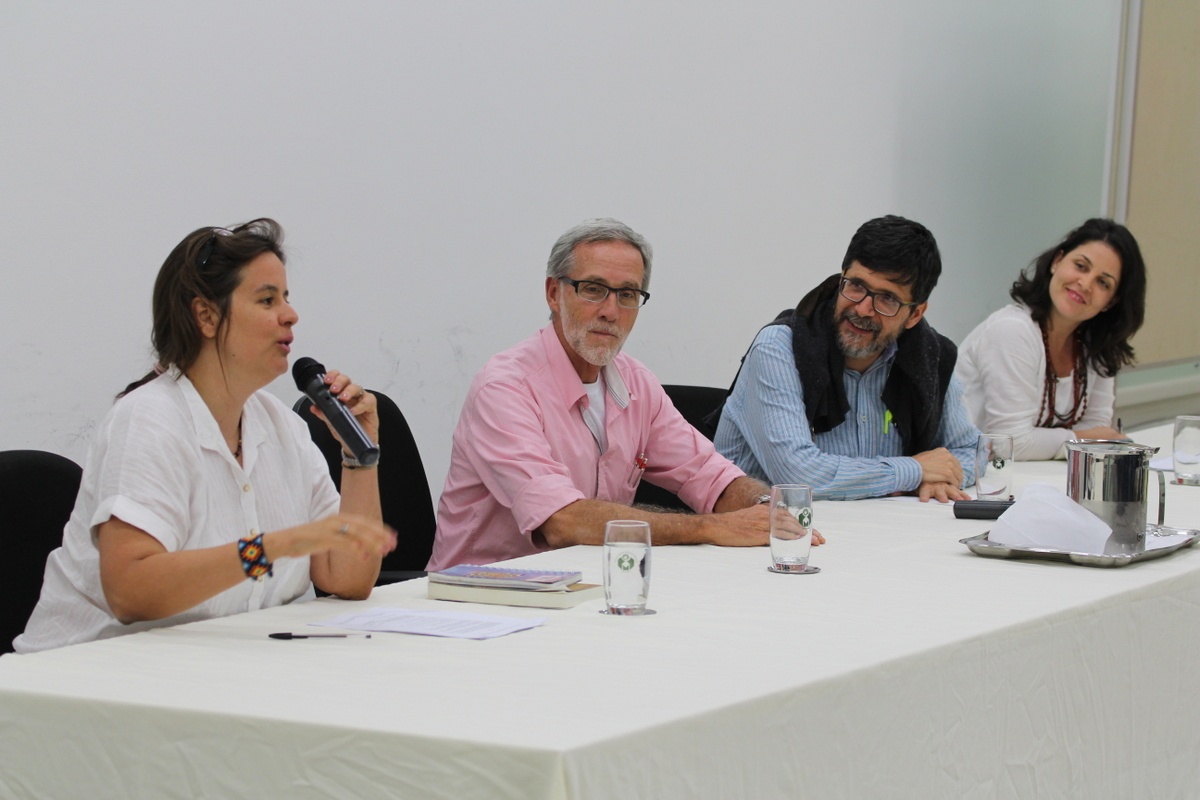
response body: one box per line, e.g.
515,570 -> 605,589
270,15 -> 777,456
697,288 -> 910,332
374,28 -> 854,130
3,425 -> 1200,799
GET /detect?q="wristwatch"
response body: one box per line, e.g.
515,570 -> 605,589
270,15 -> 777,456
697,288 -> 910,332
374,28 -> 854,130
341,451 -> 379,470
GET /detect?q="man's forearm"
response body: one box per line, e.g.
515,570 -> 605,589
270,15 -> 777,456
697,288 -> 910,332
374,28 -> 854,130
712,475 -> 771,513
537,498 -> 729,549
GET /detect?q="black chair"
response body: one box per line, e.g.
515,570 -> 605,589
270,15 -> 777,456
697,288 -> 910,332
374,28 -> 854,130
293,390 -> 436,584
634,384 -> 728,512
1,450 -> 82,653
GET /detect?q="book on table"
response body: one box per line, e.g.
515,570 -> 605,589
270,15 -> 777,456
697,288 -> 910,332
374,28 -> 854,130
426,580 -> 604,609
428,565 -> 583,591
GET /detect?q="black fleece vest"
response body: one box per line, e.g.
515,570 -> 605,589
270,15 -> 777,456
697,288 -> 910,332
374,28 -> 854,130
710,274 -> 957,456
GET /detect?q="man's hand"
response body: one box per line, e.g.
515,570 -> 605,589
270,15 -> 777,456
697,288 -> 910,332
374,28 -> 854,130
700,503 -> 771,546
916,480 -> 970,503
700,504 -> 827,547
912,447 -> 964,488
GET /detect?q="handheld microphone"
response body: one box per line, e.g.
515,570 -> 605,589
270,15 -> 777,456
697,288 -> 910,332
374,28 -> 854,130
292,357 -> 381,467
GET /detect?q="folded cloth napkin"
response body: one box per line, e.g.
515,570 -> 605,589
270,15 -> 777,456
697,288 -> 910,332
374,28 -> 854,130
989,483 -> 1111,553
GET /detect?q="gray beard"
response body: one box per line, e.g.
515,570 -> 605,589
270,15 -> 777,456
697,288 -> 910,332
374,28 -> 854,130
835,310 -> 898,360
564,317 -> 624,367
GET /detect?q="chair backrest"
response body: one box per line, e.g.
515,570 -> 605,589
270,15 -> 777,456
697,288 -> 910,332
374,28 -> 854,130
661,384 -> 727,440
633,384 -> 727,511
293,390 -> 435,582
0,450 -> 82,653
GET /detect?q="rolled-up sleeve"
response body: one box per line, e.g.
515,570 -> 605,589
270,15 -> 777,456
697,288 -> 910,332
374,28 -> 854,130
636,377 -> 744,513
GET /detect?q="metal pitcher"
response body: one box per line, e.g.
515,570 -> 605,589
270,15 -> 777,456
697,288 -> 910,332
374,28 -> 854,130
1065,439 -> 1165,555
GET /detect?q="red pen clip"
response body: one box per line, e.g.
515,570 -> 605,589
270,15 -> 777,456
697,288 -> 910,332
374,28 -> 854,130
628,452 -> 649,489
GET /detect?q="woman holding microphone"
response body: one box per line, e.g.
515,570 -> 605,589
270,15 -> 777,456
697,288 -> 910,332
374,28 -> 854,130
16,219 -> 395,652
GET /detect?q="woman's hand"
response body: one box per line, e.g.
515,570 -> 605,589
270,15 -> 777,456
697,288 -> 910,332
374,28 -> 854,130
276,513 -> 397,600
308,369 -> 380,446
265,513 -> 397,563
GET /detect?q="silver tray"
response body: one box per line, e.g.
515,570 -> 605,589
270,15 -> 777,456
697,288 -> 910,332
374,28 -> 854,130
959,526 -> 1200,568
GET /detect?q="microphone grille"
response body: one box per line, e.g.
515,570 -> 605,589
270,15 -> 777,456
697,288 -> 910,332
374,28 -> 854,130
292,357 -> 325,391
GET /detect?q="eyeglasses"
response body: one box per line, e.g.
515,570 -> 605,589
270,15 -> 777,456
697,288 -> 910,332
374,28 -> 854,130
838,277 -> 919,317
560,278 -> 650,309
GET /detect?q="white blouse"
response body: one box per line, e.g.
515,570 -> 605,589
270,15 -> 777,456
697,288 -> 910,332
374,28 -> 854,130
955,304 -> 1115,461
15,370 -> 339,653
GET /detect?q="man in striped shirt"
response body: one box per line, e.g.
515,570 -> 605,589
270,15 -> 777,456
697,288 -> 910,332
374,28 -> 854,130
713,216 -> 978,502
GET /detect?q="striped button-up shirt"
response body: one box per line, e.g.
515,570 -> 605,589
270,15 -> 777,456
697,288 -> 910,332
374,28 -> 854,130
714,325 -> 977,500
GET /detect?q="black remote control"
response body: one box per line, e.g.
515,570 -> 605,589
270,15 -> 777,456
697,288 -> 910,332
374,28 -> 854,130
953,499 -> 1014,520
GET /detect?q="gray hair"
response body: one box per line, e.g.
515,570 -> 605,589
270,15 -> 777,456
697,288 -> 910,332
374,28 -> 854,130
546,218 -> 653,290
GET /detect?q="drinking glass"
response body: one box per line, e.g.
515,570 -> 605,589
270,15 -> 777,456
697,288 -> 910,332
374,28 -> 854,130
1173,416 -> 1200,486
768,484 -> 819,574
975,434 -> 1014,501
602,520 -> 652,615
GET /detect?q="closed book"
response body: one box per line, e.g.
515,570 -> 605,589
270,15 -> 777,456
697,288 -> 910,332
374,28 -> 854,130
428,565 -> 582,591
427,581 -> 604,609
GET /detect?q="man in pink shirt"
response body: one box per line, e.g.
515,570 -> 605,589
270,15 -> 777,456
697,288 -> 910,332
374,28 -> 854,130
428,218 -> 824,570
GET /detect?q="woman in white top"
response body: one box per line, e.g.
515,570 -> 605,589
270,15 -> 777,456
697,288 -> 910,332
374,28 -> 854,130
956,218 -> 1146,461
16,219 -> 395,652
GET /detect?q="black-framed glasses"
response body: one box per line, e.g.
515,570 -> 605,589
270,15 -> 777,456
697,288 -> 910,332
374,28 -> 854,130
560,278 -> 650,309
838,277 -> 919,317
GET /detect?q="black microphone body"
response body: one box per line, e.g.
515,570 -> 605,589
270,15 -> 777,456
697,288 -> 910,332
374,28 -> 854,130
292,357 -> 381,467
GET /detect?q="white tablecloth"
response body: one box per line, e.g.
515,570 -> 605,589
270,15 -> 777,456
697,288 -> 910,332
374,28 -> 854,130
2,425 -> 1199,799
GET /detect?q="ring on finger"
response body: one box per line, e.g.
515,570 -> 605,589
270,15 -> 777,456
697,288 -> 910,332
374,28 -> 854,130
338,524 -> 350,536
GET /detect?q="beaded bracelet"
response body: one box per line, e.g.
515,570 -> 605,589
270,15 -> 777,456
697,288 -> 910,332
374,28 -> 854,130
237,533 -> 273,580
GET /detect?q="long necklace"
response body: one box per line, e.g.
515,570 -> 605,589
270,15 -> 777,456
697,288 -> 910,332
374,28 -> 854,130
232,417 -> 243,460
1037,325 -> 1088,428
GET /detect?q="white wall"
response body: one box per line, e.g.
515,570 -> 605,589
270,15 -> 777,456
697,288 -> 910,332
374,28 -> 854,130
0,1 -> 1122,498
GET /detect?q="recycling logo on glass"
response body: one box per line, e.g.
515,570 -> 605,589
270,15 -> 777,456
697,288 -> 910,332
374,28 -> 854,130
797,507 -> 812,527
617,553 -> 636,571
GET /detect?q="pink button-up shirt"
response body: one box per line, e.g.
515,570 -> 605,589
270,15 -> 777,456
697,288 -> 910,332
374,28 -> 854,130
427,325 -> 744,570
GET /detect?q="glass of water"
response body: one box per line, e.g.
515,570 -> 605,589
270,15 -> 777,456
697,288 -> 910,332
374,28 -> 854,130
603,520 -> 652,615
1173,416 -> 1200,486
975,434 -> 1014,501
768,484 -> 818,574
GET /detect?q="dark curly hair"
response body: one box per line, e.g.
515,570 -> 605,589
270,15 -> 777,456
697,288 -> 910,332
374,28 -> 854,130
1010,218 -> 1145,378
840,215 -> 941,304
120,218 -> 285,396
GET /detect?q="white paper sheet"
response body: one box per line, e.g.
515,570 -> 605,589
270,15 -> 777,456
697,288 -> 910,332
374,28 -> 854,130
989,483 -> 1112,552
311,607 -> 546,639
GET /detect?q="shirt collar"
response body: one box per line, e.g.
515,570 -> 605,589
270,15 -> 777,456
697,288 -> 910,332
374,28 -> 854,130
878,339 -> 900,366
844,339 -> 899,378
168,366 -> 266,468
538,325 -> 631,411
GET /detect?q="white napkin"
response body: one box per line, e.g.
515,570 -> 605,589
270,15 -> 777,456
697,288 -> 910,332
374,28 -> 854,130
990,483 -> 1112,553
